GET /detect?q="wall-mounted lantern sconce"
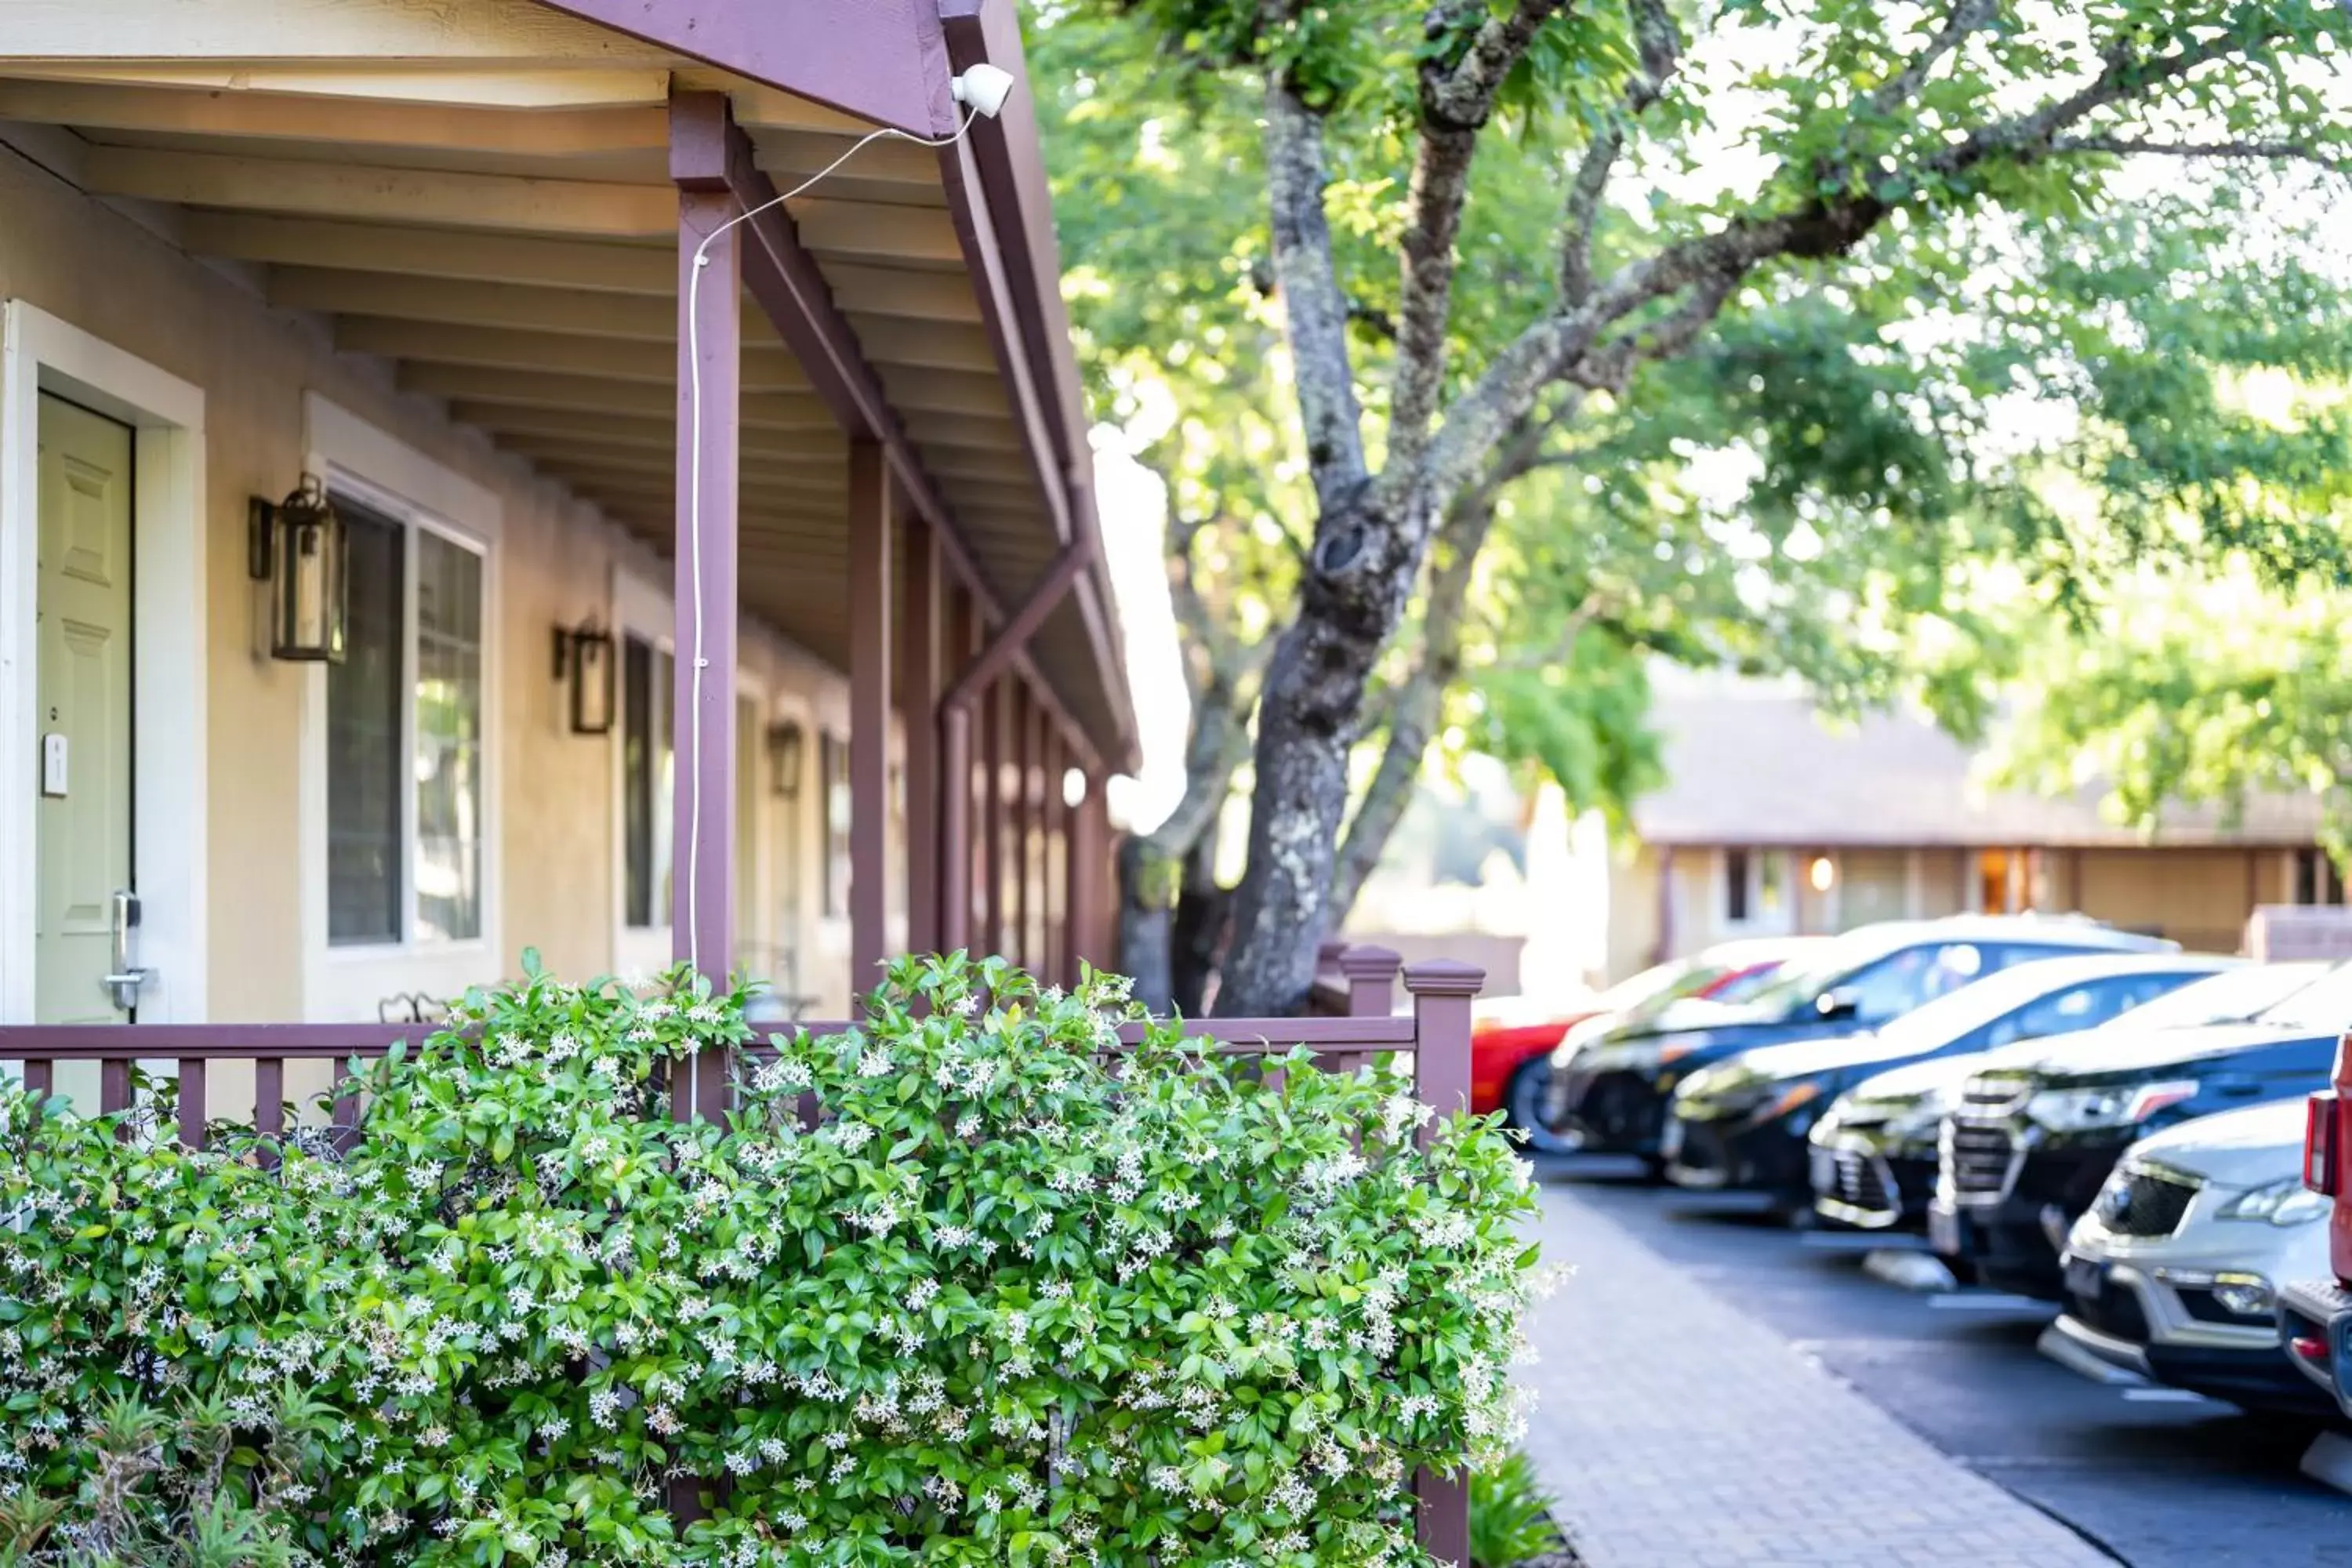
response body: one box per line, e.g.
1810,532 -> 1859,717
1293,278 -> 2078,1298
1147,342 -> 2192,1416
766,718 -> 805,799
551,618 -> 616,735
247,474 -> 348,662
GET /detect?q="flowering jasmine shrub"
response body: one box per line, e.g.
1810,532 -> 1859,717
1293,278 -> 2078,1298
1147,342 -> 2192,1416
1,953 -> 1549,1566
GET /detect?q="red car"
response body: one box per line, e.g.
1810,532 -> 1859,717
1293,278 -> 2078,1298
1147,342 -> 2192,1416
1475,938 -> 1827,1148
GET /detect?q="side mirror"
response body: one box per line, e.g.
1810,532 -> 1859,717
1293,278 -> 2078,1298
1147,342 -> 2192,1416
1816,986 -> 1861,1022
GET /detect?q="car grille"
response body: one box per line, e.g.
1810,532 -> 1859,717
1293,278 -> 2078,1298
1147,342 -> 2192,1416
2095,1166 -> 2200,1239
2067,1272 -> 2152,1343
1960,1075 -> 2031,1115
1944,1118 -> 2020,1202
1819,1140 -> 1900,1221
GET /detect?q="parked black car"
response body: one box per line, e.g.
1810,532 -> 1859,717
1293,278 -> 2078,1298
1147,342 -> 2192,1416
1664,953 -> 2230,1207
1548,916 -> 2179,1166
1809,962 -> 2328,1232
1932,960 -> 2352,1298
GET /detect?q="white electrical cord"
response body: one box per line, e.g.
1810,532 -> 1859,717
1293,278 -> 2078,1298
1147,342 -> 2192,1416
680,106 -> 982,973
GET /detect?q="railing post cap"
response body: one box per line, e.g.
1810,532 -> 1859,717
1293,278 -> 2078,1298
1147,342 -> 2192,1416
1316,938 -> 1351,968
1337,944 -> 1403,980
1403,960 -> 1486,999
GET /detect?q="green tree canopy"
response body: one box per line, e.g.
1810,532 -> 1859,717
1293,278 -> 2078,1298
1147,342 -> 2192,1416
1033,0 -> 2352,1010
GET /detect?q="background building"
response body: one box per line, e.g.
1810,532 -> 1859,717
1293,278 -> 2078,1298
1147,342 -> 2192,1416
1605,680 -> 2331,978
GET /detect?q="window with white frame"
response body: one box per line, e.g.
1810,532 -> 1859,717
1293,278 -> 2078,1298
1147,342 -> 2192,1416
620,633 -> 676,929
325,494 -> 485,948
1721,847 -> 1790,929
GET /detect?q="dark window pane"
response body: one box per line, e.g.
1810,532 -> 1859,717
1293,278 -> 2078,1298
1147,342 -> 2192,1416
328,501 -> 404,946
414,532 -> 483,942
1725,848 -> 1750,924
658,648 -> 673,920
624,636 -> 652,927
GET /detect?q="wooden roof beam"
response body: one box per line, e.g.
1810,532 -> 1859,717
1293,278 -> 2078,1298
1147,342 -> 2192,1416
0,63 -> 671,111
270,268 -> 677,339
83,145 -> 677,236
492,437 -> 846,481
396,362 -> 829,429
183,213 -> 675,292
0,79 -> 669,155
336,318 -> 808,391
449,402 -> 844,454
0,0 -> 662,61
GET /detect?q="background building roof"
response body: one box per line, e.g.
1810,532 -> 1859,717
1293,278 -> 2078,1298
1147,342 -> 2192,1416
1632,682 -> 2323,849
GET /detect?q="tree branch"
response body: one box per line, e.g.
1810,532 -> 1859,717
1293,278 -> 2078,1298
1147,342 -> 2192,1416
1432,15 -> 2296,514
1262,73 -> 1369,514
2048,134 -> 2351,172
1385,0 -> 1573,497
1570,268 -> 1747,394
1328,401 -> 1576,927
1858,0 -> 1998,122
1560,0 -> 1682,307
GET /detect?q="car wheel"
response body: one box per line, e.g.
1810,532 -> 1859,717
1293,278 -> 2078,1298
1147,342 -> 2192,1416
1504,1061 -> 1575,1156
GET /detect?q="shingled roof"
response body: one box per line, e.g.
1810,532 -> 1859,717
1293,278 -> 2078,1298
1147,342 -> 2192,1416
1632,683 -> 2323,850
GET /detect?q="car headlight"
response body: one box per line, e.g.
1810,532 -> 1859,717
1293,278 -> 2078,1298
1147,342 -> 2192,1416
1760,1081 -> 1821,1123
1675,1062 -> 1742,1099
2154,1268 -> 2277,1319
2024,1080 -> 2198,1133
2216,1177 -> 2333,1227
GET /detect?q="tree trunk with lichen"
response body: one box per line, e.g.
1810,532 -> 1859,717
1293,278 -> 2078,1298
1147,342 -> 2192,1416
1115,667 -> 1255,1012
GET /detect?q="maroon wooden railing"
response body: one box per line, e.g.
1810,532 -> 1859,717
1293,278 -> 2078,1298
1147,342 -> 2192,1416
0,945 -> 1479,1563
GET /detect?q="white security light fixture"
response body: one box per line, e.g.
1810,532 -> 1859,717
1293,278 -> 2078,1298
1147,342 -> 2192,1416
953,64 -> 1018,119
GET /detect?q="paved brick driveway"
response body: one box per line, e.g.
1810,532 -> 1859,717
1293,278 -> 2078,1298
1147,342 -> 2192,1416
1517,1180 -> 2118,1566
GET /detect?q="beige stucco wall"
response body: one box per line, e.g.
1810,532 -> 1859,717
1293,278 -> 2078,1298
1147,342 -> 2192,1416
1,148 -> 861,1026
1838,848 -> 1907,929
2070,847 -> 2271,953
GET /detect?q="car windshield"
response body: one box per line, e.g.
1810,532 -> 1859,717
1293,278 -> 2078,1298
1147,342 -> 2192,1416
1709,961 -> 1791,1004
1865,962 -> 2122,1055
1590,957 -> 1705,1013
2107,962 -> 2321,1032
1732,931 -> 1907,1019
2252,960 -> 2352,1031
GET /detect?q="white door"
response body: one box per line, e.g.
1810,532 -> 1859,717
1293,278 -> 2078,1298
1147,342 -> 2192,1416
34,392 -> 134,1025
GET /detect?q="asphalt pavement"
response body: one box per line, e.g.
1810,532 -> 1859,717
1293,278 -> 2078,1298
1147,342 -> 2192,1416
1532,1153 -> 2352,1566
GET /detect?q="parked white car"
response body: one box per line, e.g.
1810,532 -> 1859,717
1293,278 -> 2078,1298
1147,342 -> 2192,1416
2042,1098 -> 2333,1414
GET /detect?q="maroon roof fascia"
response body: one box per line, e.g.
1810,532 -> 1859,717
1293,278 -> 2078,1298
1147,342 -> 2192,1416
937,0 -> 1140,775
528,0 -> 957,135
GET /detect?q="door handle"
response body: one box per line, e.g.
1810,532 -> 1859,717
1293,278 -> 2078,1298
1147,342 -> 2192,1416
103,887 -> 152,1014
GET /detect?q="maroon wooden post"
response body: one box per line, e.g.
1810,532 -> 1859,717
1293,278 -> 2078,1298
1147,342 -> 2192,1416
254,1057 -> 285,1142
1040,725 -> 1064,985
1406,957 -> 1481,1567
99,1058 -> 132,1119
1060,768 -> 1088,985
1342,946 -> 1403,1018
670,93 -> 742,1129
177,1058 -> 206,1150
848,441 -> 895,996
1068,771 -> 1106,975
332,1060 -> 361,1149
982,675 -> 1006,956
1025,690 -> 1049,967
940,587 -> 977,952
1007,681 -> 1032,967
900,516 -> 942,956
